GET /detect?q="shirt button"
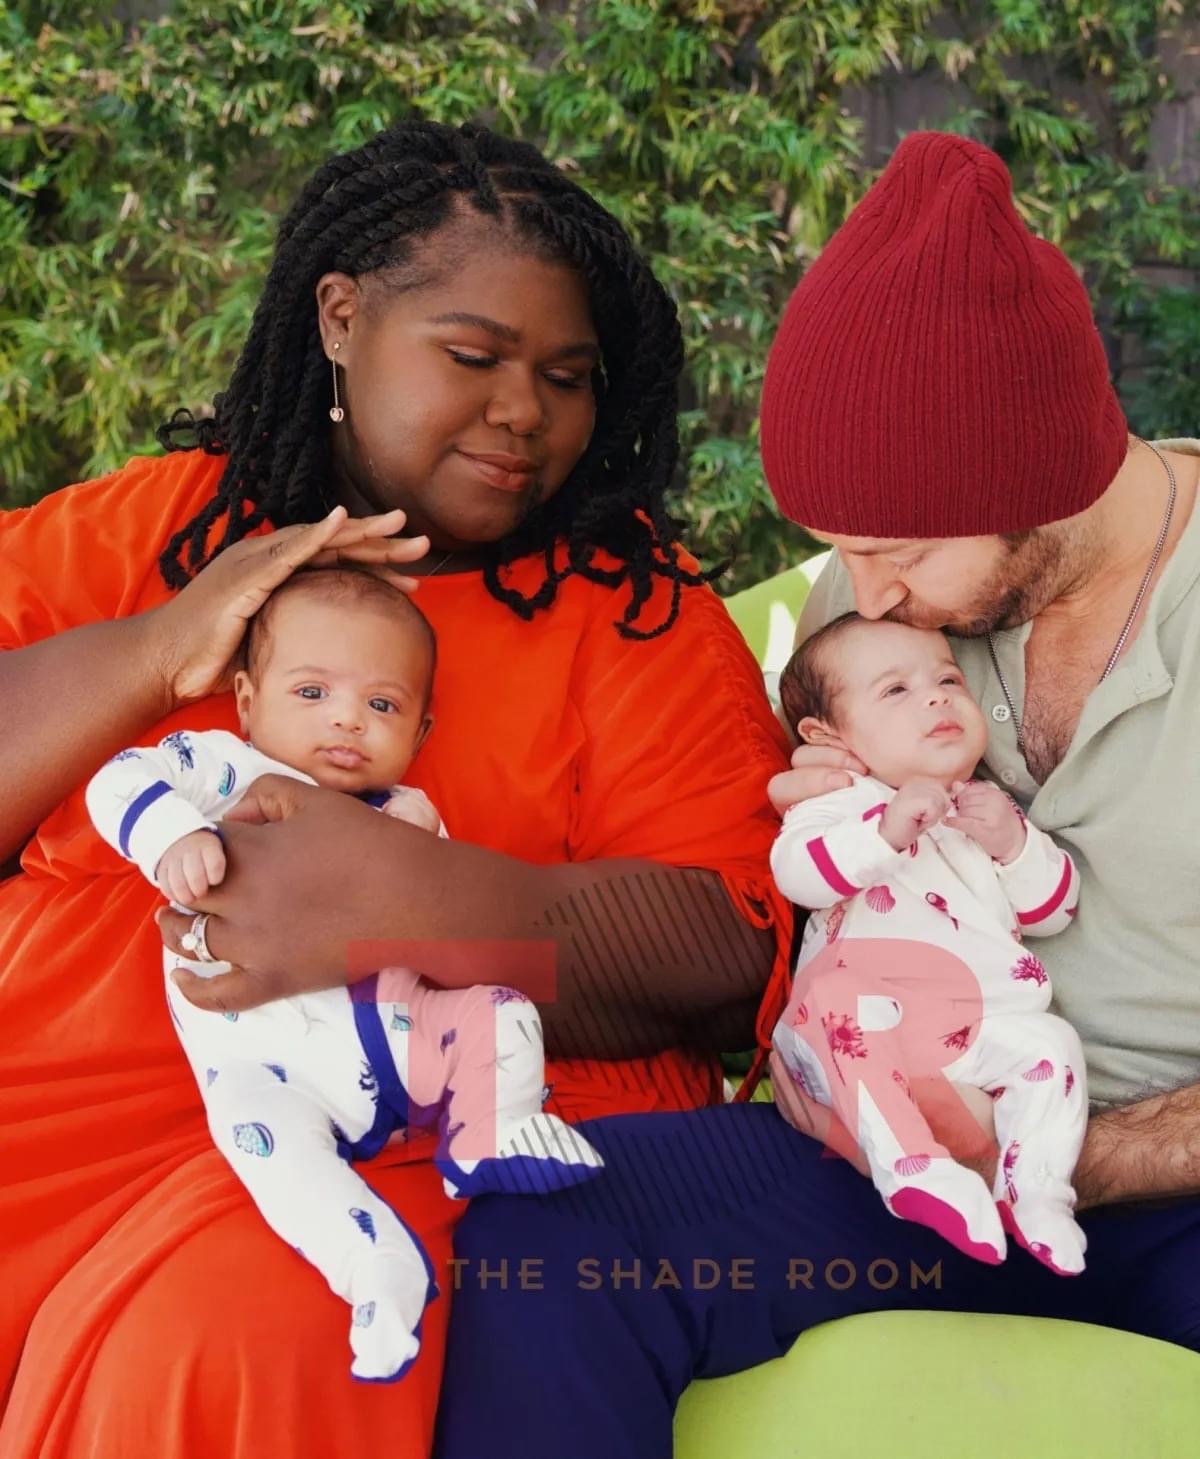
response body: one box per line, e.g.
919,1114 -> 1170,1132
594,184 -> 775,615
992,704 -> 1012,723
999,768 -> 1018,786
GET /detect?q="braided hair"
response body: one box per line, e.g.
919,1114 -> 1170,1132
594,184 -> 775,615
157,120 -> 717,639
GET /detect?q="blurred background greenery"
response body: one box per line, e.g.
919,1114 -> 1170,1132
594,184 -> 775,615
2,0 -> 1198,589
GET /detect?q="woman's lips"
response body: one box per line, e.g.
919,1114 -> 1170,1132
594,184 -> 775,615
457,450 -> 537,493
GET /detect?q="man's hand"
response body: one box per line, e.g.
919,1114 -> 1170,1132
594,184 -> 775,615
775,1061 -> 999,1187
155,829 -> 226,906
768,744 -> 867,815
880,777 -> 952,852
944,780 -> 1026,864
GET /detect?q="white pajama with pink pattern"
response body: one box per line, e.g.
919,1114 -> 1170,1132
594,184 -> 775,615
770,774 -> 1088,1275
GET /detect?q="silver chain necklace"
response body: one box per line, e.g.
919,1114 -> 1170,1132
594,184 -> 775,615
986,439 -> 1178,758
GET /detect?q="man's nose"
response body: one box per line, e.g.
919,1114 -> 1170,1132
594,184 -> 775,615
845,559 -> 906,620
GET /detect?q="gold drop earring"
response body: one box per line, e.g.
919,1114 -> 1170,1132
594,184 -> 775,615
329,341 -> 345,422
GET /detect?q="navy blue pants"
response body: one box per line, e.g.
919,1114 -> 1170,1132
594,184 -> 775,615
434,1103 -> 1200,1458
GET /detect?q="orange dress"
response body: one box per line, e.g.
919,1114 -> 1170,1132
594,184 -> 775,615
0,451 -> 792,1458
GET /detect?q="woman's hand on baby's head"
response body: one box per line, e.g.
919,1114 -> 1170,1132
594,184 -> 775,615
147,506 -> 431,706
879,777 -> 953,851
156,829 -> 226,906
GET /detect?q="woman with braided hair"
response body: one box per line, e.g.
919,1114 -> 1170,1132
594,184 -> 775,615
0,121 -> 791,1456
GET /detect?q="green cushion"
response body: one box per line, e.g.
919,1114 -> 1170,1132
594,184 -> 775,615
675,1308 -> 1200,1456
723,564 -> 817,673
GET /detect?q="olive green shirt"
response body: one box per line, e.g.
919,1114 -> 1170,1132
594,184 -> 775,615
796,439 -> 1200,1109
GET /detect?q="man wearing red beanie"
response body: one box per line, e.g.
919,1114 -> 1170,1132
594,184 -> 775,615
762,130 -> 1200,1118
433,134 -> 1200,1459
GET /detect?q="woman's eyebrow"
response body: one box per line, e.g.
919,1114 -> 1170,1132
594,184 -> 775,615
430,310 -> 521,342
428,311 -> 600,361
554,340 -> 602,362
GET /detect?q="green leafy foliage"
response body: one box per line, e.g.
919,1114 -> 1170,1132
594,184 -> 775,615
3,1 -> 1197,589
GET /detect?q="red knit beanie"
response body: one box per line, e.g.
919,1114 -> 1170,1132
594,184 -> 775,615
759,132 -> 1128,536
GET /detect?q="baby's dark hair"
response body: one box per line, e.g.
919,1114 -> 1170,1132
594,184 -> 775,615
779,612 -> 865,733
245,564 -> 437,709
157,120 -> 717,640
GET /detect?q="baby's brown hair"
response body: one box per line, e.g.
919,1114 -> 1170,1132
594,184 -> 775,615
244,564 -> 437,707
778,611 -> 866,734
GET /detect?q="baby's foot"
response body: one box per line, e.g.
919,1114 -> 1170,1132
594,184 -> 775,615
348,1251 -> 438,1383
884,1155 -> 1006,1265
438,1112 -> 604,1199
998,1198 -> 1087,1276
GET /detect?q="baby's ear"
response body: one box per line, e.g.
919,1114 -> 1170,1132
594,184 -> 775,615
414,712 -> 434,755
797,716 -> 853,755
232,670 -> 254,736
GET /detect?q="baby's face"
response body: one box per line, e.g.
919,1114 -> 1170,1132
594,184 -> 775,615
824,620 -> 986,788
235,596 -> 433,794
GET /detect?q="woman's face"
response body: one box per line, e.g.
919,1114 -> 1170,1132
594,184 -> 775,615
317,240 -> 599,549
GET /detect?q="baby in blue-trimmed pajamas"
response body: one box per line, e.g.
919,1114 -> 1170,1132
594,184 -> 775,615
86,565 -> 602,1383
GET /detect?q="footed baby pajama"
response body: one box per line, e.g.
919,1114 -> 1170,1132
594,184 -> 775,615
86,729 -> 603,1381
771,774 -> 1086,1275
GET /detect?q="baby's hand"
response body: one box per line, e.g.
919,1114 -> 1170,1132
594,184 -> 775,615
382,789 -> 443,835
880,777 -> 953,852
944,780 -> 1027,864
156,829 -> 226,906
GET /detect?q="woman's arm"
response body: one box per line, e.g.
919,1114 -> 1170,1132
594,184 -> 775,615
161,777 -> 775,1058
0,614 -> 173,864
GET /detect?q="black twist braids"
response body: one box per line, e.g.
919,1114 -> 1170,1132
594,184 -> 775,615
486,191 -> 697,638
157,120 -> 720,637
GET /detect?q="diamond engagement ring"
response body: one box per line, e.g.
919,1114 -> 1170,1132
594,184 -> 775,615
180,912 -> 216,963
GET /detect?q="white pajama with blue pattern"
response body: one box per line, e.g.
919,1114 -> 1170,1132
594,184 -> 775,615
86,729 -> 603,1382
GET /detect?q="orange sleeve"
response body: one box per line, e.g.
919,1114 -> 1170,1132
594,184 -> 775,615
0,453 -> 218,650
567,573 -> 796,1047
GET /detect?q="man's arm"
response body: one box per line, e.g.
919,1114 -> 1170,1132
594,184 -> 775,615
1074,1083 -> 1200,1209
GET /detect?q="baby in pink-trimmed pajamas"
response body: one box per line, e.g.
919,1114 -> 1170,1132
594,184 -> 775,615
772,612 -> 1086,1275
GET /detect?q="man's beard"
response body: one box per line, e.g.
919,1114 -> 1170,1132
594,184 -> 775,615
884,529 -> 1072,638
